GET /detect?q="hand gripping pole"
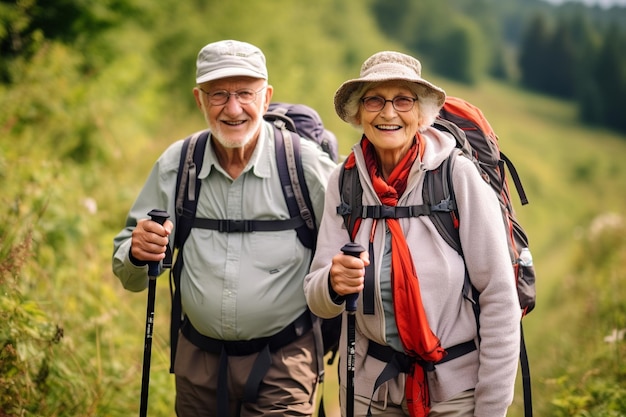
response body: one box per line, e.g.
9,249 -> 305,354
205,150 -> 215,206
341,242 -> 365,417
139,209 -> 169,417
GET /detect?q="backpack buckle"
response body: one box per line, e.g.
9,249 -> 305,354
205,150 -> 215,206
366,205 -> 397,219
272,119 -> 287,131
218,219 -> 251,233
336,202 -> 352,216
431,198 -> 456,212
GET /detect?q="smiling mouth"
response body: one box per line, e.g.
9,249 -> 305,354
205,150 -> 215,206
376,124 -> 401,131
223,120 -> 246,126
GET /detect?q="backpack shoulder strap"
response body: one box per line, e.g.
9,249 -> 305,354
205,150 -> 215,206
174,130 -> 209,248
336,158 -> 375,315
270,116 -> 330,388
337,147 -> 465,254
169,129 -> 208,373
425,150 -> 480,332
337,159 -> 363,241
433,118 -> 471,152
272,120 -> 317,250
423,149 -> 463,257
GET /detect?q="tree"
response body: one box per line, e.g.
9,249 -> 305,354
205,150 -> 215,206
543,20 -> 579,98
0,0 -> 140,84
592,25 -> 626,132
519,13 -> 553,92
433,18 -> 487,84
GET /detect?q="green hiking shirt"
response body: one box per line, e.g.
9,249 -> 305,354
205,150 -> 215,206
112,122 -> 336,340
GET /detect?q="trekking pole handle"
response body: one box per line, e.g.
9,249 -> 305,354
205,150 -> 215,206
147,209 -> 170,277
341,242 -> 365,312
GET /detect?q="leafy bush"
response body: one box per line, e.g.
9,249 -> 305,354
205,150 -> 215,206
0,155 -> 86,416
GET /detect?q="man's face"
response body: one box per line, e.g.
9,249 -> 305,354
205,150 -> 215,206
194,76 -> 273,149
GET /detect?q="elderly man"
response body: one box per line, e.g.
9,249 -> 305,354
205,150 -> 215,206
112,39 -> 336,416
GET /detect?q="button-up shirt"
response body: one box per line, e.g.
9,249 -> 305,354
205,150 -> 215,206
113,121 -> 336,340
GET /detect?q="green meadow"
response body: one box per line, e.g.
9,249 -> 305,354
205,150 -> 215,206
2,1 -> 625,416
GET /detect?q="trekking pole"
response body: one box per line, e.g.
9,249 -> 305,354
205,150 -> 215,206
139,209 -> 170,417
341,242 -> 365,417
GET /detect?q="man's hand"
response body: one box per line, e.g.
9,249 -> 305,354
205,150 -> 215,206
131,218 -> 173,262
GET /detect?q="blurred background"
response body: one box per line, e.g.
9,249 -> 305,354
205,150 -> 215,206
1,0 -> 625,415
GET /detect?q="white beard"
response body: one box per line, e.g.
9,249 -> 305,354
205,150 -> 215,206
207,114 -> 263,149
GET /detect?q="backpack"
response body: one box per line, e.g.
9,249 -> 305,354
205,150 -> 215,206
336,96 -> 536,417
167,102 -> 341,403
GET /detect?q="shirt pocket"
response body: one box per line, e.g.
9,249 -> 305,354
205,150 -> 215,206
250,230 -> 298,270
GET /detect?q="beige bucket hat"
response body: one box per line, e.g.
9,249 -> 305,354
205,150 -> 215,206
334,51 -> 446,124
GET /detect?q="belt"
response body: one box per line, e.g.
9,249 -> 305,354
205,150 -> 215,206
367,339 -> 477,404
180,311 -> 313,417
367,339 -> 477,370
181,310 -> 312,356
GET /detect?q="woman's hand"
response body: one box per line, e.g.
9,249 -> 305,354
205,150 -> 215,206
329,251 -> 370,296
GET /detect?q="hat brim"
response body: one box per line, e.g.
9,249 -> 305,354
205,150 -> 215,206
334,75 -> 446,123
196,67 -> 268,84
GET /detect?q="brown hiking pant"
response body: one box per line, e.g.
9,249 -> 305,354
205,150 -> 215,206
174,329 -> 318,416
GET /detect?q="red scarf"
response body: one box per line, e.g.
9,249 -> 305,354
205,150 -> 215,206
346,135 -> 446,417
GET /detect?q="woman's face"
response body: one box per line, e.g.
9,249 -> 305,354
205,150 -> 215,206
358,81 -> 420,156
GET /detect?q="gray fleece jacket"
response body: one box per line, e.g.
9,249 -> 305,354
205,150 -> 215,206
304,126 -> 521,416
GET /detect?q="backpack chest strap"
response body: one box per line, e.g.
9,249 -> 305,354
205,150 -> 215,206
358,204 -> 431,219
193,216 -> 305,233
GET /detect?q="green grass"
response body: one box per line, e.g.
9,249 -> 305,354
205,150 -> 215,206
3,49 -> 626,417
450,80 -> 626,417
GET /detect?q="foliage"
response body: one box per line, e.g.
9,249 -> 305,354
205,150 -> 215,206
0,0 -> 388,415
518,12 -> 626,134
0,0 -> 142,84
1,0 -> 626,416
0,1 -> 171,415
518,13 -> 553,92
0,156 -> 86,416
432,14 -> 488,84
545,214 -> 626,416
370,0 -> 626,134
371,0 -> 493,82
587,25 -> 626,133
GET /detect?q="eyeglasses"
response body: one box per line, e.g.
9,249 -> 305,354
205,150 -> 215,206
361,95 -> 418,112
199,86 -> 266,106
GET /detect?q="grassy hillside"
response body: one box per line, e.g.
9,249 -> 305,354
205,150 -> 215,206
2,1 -> 626,416
444,80 -> 626,416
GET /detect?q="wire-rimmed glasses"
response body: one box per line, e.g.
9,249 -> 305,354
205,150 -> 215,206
361,95 -> 418,112
199,86 -> 267,106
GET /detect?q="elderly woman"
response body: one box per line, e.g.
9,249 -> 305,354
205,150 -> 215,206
304,51 -> 521,417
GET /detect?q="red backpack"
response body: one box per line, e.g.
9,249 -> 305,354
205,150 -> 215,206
436,96 -> 535,316
336,96 -> 536,417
